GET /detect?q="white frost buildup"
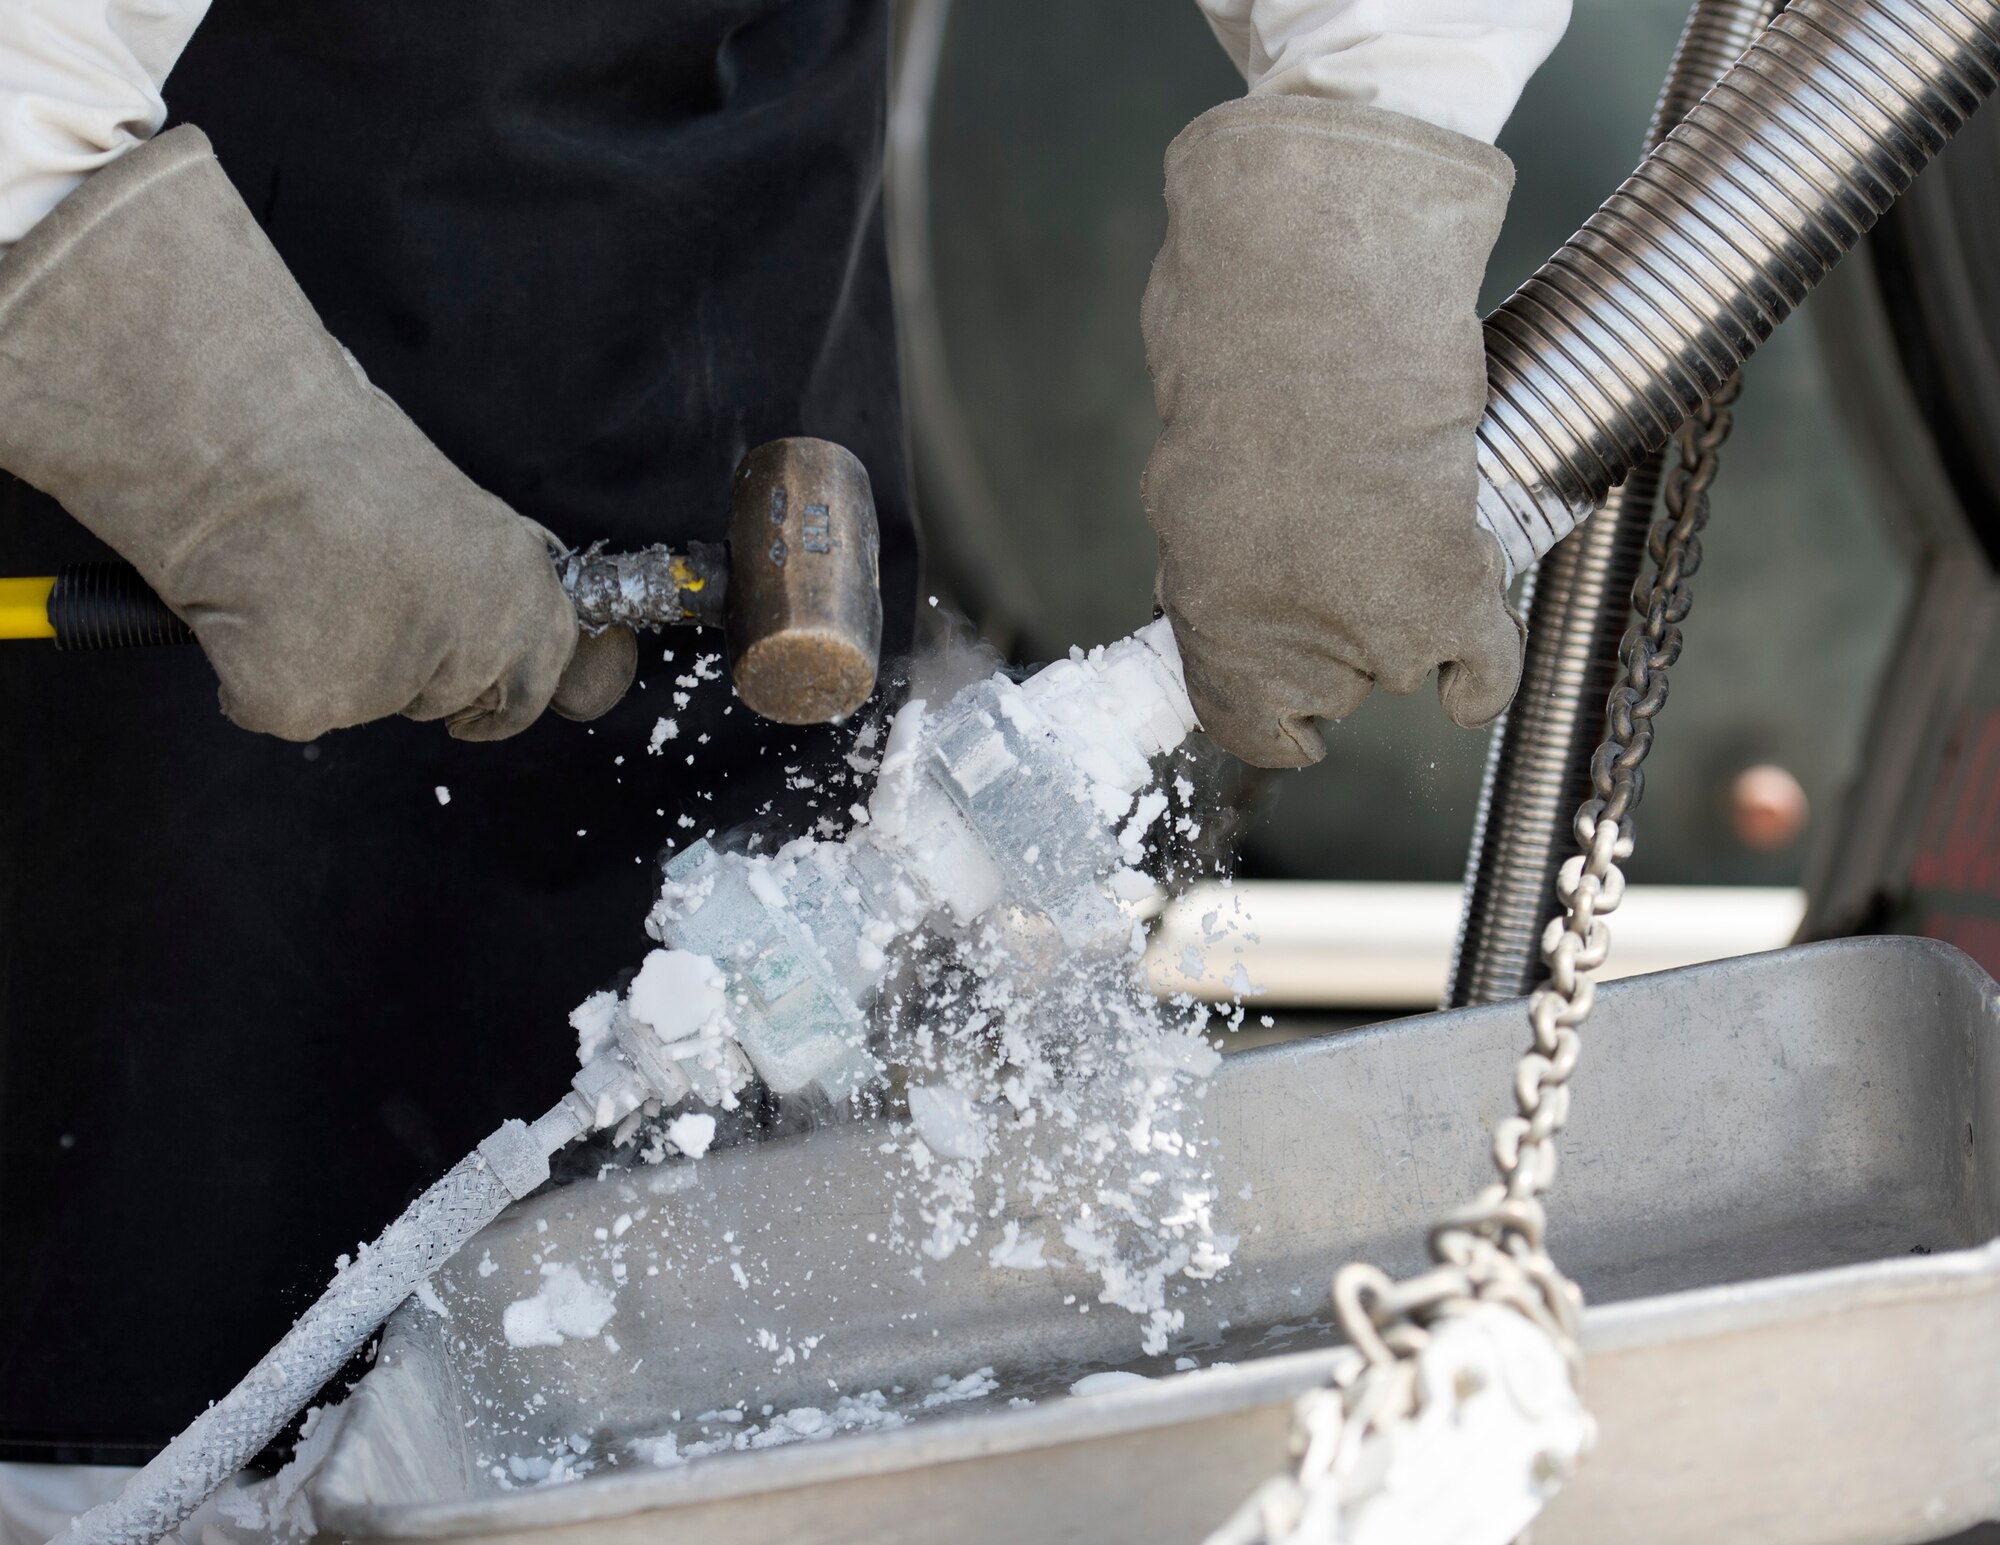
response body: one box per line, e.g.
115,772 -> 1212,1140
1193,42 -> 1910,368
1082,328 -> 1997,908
1332,1306 -> 1594,1545
666,1112 -> 716,1158
622,1375 -> 996,1472
569,990 -> 619,1064
502,1266 -> 616,1349
1017,618 -> 1198,808
626,949 -> 726,1043
533,619 -> 1233,1396
214,1401 -> 349,1538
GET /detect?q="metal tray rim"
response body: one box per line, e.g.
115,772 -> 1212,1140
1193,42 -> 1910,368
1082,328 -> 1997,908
316,1231 -> 2000,1540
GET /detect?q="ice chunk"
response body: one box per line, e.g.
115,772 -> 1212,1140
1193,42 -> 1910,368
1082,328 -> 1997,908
666,1112 -> 716,1158
629,1433 -> 680,1467
501,1266 -> 616,1349
626,950 -> 726,1043
918,1367 -> 999,1408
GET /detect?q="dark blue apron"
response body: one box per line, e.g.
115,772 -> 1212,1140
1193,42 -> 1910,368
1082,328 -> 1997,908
0,0 -> 916,1460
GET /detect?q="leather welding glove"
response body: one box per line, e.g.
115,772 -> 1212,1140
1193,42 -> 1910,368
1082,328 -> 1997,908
0,125 -> 634,742
1141,97 -> 1523,769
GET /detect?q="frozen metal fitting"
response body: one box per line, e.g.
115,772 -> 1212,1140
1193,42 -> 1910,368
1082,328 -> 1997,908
477,1118 -> 552,1200
531,1099 -> 593,1156
1473,0 -> 2000,578
654,840 -> 882,1104
570,1054 -> 653,1132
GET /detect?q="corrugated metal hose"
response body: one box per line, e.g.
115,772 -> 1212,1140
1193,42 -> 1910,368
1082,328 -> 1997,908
1449,0 -> 1787,1007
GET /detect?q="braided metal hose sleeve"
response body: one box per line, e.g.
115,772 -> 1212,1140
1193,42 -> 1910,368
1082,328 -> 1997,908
1473,0 -> 2000,578
66,1117 -> 562,1545
1447,0 -> 1781,1009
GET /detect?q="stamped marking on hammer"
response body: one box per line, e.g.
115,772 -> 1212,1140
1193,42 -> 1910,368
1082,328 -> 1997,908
803,503 -> 833,554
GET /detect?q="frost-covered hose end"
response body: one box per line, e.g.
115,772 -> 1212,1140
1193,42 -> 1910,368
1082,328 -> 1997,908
1017,619 -> 1200,796
1101,617 -> 1200,759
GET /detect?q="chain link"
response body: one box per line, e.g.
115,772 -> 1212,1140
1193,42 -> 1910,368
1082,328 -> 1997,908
1215,379 -> 1746,1542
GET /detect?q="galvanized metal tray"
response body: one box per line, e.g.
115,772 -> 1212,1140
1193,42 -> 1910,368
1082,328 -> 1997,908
314,936 -> 2000,1545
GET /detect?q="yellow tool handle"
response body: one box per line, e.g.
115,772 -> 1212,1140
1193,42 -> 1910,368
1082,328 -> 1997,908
1,563 -> 194,648
0,577 -> 56,640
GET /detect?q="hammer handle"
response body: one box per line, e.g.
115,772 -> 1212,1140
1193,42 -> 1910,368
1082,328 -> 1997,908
1,547 -> 730,651
0,563 -> 198,650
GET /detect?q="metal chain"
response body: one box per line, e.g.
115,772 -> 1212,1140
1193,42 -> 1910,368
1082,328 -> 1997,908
1215,379 -> 1746,1543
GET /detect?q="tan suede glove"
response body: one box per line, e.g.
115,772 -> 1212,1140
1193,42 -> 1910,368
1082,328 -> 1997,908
0,125 -> 632,742
1141,98 -> 1524,769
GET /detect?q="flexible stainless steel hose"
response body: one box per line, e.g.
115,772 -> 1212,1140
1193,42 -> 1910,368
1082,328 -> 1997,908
1645,0 -> 1793,145
1469,0 -> 2000,578
1451,0 -> 2000,1006
1448,0 -> 1784,1009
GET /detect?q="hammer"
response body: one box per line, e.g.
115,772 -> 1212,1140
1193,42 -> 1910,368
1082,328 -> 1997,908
0,437 -> 884,727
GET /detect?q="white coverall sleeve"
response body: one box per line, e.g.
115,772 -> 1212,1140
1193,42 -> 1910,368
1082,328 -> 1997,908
0,0 -> 212,253
1195,0 -> 1572,145
0,2 -> 1565,258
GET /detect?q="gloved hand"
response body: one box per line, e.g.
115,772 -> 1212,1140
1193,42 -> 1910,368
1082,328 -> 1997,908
0,125 -> 633,742
1141,97 -> 1523,769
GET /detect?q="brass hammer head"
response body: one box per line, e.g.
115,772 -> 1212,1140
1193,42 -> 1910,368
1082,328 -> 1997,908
725,438 -> 883,726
